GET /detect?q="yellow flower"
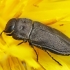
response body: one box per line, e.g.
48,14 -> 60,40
0,0 -> 70,70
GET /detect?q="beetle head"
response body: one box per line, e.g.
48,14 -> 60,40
0,18 -> 33,42
3,18 -> 17,36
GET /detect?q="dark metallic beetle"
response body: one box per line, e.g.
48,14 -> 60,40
1,18 -> 70,66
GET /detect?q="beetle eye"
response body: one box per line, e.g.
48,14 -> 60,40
4,18 -> 16,33
4,24 -> 15,33
8,25 -> 14,32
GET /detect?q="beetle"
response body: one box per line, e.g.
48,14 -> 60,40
1,18 -> 70,66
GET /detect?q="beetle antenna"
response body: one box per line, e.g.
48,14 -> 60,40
46,51 -> 62,66
0,30 -> 4,36
0,30 -> 6,44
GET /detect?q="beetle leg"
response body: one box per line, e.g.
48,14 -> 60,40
17,41 -> 24,45
32,47 -> 38,61
46,51 -> 62,66
17,40 -> 27,45
29,43 -> 46,70
29,43 -> 38,61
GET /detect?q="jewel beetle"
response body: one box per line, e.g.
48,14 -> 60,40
1,18 -> 70,66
